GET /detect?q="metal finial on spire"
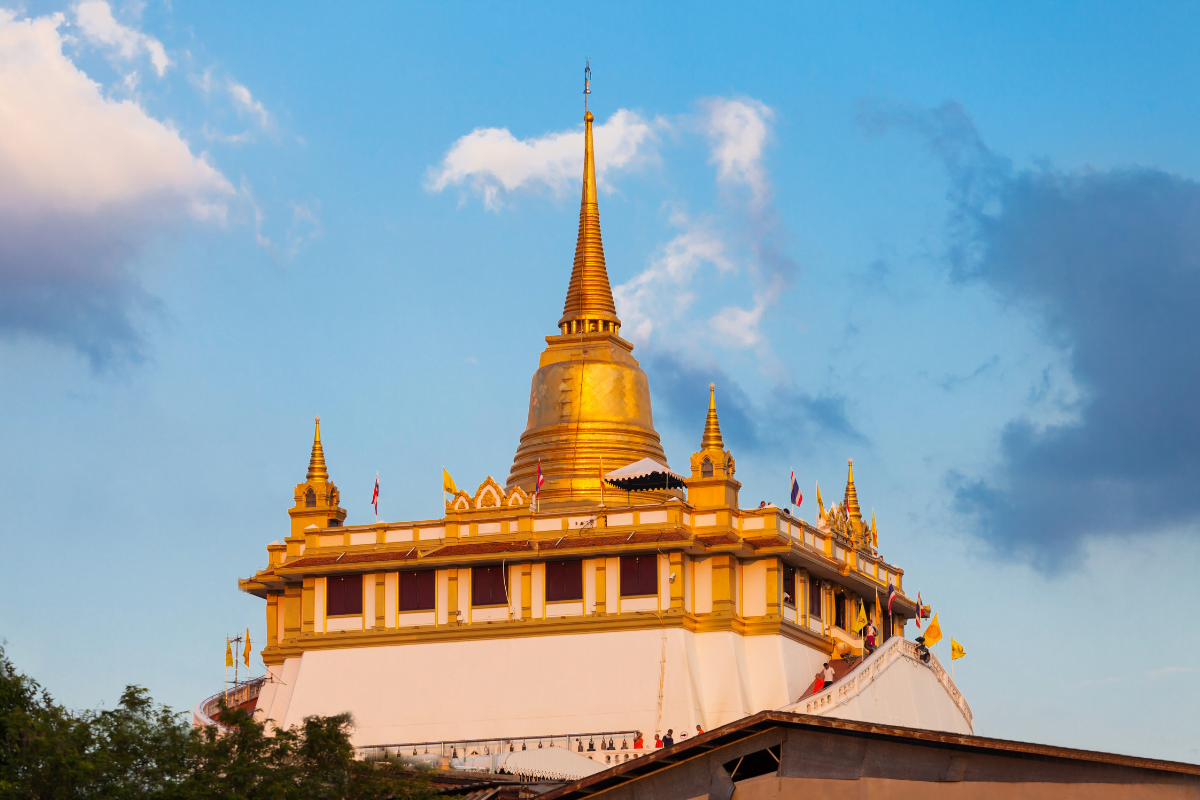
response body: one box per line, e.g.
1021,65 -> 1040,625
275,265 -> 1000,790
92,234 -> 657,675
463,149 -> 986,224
584,58 -> 591,113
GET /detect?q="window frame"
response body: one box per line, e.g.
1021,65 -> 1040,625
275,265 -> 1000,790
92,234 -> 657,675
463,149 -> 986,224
545,560 -> 584,602
326,574 -> 363,617
619,555 -> 659,597
399,569 -> 436,612
471,565 -> 508,607
781,565 -> 797,608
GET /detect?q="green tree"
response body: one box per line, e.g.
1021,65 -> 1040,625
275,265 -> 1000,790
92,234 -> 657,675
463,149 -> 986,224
0,646 -> 437,800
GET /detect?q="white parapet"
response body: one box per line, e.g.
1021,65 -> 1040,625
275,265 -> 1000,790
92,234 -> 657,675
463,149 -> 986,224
783,635 -> 973,734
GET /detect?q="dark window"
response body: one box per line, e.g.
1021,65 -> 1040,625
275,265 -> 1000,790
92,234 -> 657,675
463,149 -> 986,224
472,566 -> 508,606
781,565 -> 796,607
834,591 -> 846,630
305,488 -> 316,507
328,519 -> 341,527
400,570 -> 436,611
545,560 -> 583,602
723,746 -> 781,782
326,574 -> 363,616
619,555 -> 658,597
809,579 -> 821,617
701,457 -> 713,478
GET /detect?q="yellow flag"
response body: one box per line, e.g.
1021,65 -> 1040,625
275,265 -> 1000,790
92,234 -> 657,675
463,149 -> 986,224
923,613 -> 943,647
951,638 -> 965,660
225,638 -> 233,668
243,626 -> 251,668
442,468 -> 457,494
852,600 -> 867,633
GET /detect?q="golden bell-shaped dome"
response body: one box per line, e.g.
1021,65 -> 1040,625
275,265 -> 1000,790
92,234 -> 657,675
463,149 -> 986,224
506,100 -> 673,509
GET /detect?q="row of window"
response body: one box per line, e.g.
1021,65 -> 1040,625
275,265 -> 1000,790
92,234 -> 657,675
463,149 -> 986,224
325,556 -> 662,616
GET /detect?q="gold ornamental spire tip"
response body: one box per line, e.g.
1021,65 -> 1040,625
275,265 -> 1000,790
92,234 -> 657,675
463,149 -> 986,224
844,458 -> 861,521
558,61 -> 620,332
307,416 -> 329,482
701,382 -> 724,451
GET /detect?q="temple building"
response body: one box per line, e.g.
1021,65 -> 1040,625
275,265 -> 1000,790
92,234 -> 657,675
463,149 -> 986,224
215,98 -> 973,752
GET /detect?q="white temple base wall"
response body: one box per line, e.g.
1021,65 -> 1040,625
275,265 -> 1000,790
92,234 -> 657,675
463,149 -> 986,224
256,630 -> 967,746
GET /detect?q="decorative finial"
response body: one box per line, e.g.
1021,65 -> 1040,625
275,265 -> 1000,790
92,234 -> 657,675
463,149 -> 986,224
307,416 -> 329,482
584,58 -> 591,114
844,458 -> 861,521
701,383 -> 724,451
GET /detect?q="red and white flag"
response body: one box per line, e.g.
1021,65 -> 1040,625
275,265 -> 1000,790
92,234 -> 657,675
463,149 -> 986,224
371,473 -> 380,517
536,459 -> 546,493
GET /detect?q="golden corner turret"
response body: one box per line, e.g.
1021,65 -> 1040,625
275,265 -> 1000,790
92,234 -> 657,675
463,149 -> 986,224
817,458 -> 877,553
687,383 -> 740,509
506,78 -> 671,510
288,416 -> 346,538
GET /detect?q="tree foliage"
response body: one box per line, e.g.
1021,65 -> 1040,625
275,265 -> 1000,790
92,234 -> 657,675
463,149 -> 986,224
0,647 -> 436,800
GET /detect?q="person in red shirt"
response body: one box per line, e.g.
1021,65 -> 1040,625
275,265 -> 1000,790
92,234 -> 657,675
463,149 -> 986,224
654,734 -> 663,749
633,731 -> 644,749
696,724 -> 704,735
814,671 -> 825,692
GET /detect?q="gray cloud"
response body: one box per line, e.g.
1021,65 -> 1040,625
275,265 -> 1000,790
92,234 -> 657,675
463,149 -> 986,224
0,10 -> 232,370
645,350 -> 864,456
863,99 -> 1200,571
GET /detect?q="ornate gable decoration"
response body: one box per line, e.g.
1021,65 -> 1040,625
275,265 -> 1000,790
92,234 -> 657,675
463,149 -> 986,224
474,476 -> 504,508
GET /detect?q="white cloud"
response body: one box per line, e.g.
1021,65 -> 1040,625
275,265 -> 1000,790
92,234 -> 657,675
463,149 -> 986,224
614,211 -> 734,345
702,97 -> 774,207
72,0 -> 170,77
426,109 -> 661,211
614,97 -> 789,356
710,297 -> 768,348
228,80 -> 271,130
0,9 -> 232,365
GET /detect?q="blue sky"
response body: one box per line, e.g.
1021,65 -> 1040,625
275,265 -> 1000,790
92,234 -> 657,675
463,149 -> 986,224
2,1 -> 1198,763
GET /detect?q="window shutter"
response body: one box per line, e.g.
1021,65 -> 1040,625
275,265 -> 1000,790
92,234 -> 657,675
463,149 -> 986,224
640,556 -> 657,596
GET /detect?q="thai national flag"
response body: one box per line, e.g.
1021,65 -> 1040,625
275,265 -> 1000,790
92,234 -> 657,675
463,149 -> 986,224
790,471 -> 802,507
536,459 -> 546,493
371,473 -> 379,516
887,583 -> 897,614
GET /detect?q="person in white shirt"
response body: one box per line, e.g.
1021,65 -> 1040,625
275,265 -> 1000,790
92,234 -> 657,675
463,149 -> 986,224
822,662 -> 835,685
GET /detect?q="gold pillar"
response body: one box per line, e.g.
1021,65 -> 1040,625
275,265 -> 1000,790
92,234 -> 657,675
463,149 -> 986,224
266,593 -> 279,644
521,564 -> 532,619
447,569 -> 459,624
765,559 -> 781,619
669,552 -> 684,610
283,584 -> 301,639
595,560 -> 607,615
301,578 -> 315,634
374,574 -> 386,630
711,555 -> 736,616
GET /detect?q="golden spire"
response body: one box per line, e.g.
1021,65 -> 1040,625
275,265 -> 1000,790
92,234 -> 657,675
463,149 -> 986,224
701,382 -> 724,451
844,458 -> 862,521
307,416 -> 329,482
558,61 -> 620,334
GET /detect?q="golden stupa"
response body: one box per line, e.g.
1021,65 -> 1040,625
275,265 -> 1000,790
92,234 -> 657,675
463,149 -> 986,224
506,101 -> 671,508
